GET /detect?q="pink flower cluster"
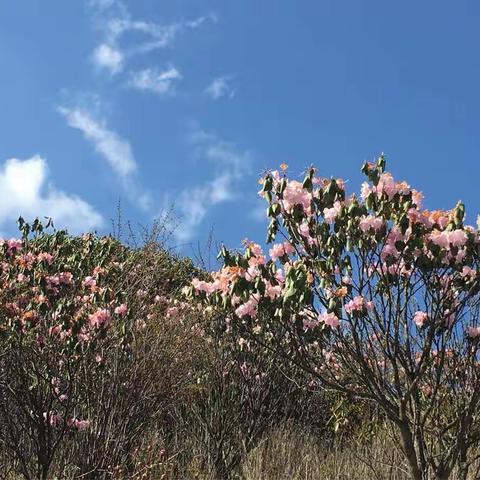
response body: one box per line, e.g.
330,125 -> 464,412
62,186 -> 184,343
37,252 -> 54,264
114,303 -> 128,316
318,311 -> 340,329
413,311 -> 428,327
46,272 -> 73,288
407,209 -> 449,229
361,173 -> 411,201
345,296 -> 374,315
282,180 -> 312,215
429,229 -> 468,249
467,326 -> 480,339
235,296 -> 259,319
192,278 -> 220,294
67,418 -> 90,431
88,308 -> 112,328
43,412 -> 89,431
269,241 -> 295,261
4,238 -> 23,252
359,215 -> 384,233
323,201 -> 343,224
381,227 -> 407,261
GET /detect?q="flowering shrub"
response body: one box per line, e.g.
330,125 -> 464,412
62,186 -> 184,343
187,156 -> 480,480
0,219 -> 134,479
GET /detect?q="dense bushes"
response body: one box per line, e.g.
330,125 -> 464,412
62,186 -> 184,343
5,154 -> 480,479
0,220 -> 335,479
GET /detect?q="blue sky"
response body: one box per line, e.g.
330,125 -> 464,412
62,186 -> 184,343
1,1 -> 479,252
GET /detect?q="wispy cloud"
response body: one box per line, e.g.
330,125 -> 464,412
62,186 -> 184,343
0,155 -> 103,234
92,43 -> 123,74
205,75 -> 236,100
127,66 -> 181,95
58,105 -> 151,210
87,0 -> 117,12
89,2 -> 218,76
167,127 -> 252,242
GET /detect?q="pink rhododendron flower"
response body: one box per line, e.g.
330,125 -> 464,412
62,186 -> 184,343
7,238 -> 22,251
265,283 -> 282,300
413,311 -> 428,327
429,229 -> 468,249
245,265 -> 260,281
88,308 -> 112,328
323,201 -> 342,224
43,412 -> 63,427
318,312 -> 340,329
360,182 -> 371,200
269,241 -> 295,261
192,278 -> 219,294
467,326 -> 480,339
461,266 -> 476,279
83,276 -> 96,289
166,306 -> 180,318
37,252 -> 54,264
359,215 -> 384,233
114,303 -> 128,316
282,180 -> 312,215
67,418 -> 90,431
235,298 -> 258,318
345,296 -> 374,315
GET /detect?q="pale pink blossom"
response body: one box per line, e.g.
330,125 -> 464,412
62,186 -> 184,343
282,180 -> 312,215
114,303 -> 128,316
235,298 -> 258,318
429,229 -> 468,249
88,308 -> 112,328
359,215 -> 384,233
345,296 -> 374,315
192,278 -> 219,294
44,412 -> 63,427
7,238 -> 22,251
323,201 -> 342,224
37,252 -> 54,264
269,241 -> 295,261
265,283 -> 282,300
413,311 -> 428,327
83,276 -> 97,289
467,326 -> 480,339
318,312 -> 340,329
360,182 -> 371,200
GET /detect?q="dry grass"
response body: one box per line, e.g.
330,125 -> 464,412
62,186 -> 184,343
241,423 -> 410,480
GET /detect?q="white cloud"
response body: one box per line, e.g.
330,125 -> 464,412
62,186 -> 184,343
169,128 -> 252,242
87,0 -> 117,11
90,6 -> 217,75
205,75 -> 236,100
92,43 -> 124,74
128,67 -> 181,95
58,106 -> 151,210
0,155 -> 103,234
58,106 -> 136,177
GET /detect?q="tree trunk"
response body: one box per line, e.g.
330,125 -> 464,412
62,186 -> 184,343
398,423 -> 423,480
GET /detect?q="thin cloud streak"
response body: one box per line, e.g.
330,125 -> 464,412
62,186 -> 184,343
127,66 -> 182,95
167,127 -> 252,243
58,105 -> 151,211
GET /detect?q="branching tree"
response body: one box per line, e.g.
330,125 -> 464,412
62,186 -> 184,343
188,155 -> 480,480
